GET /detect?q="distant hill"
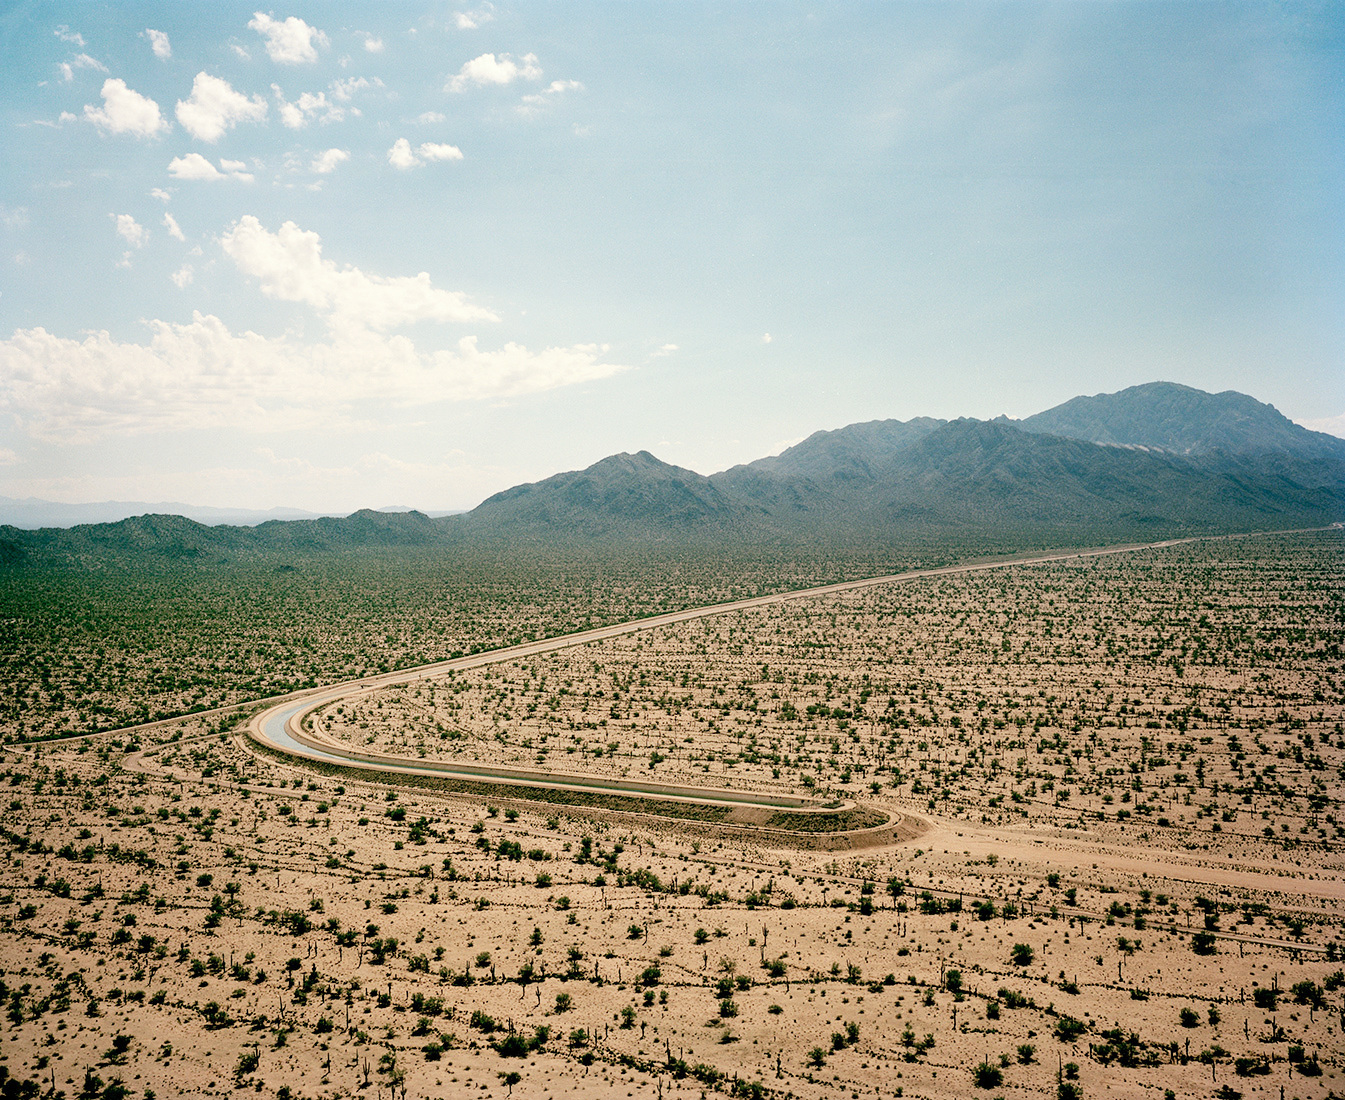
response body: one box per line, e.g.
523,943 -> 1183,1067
2,382 -> 1340,567
1018,381 -> 1345,458
0,508 -> 443,568
468,451 -> 742,540
0,496 -> 344,530
462,414 -> 1340,545
0,497 -> 464,530
736,417 -> 947,482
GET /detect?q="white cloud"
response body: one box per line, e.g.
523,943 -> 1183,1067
0,448 -> 18,467
388,139 -> 464,169
417,111 -> 446,124
163,212 -> 186,240
0,315 -> 624,442
167,153 -> 252,182
59,53 -> 107,81
1295,413 -> 1345,439
454,6 -> 495,30
55,25 -> 85,46
518,78 -> 583,115
329,76 -> 381,102
168,153 -> 222,180
231,44 -> 252,60
248,12 -> 328,64
176,72 -> 267,142
150,187 -> 173,202
761,333 -> 772,344
275,96 -> 303,129
418,142 -> 463,162
219,158 -> 252,177
272,85 -> 343,128
362,35 -> 384,53
447,52 -> 541,92
650,343 -> 678,358
84,78 -> 169,138
221,215 -> 497,331
387,138 -> 419,170
170,264 -> 194,287
145,29 -> 171,59
311,147 -> 349,174
113,213 -> 147,248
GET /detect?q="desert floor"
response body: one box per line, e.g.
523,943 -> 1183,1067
0,530 -> 1340,1100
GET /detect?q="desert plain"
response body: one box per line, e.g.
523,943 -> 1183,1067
0,529 -> 1341,1100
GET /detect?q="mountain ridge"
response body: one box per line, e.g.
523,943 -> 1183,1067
1017,381 -> 1345,458
3,382 -> 1340,566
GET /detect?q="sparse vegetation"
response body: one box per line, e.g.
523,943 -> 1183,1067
0,530 -> 1337,1099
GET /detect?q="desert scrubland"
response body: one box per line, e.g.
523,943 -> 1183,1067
0,530 -> 1340,1100
0,552 -> 961,741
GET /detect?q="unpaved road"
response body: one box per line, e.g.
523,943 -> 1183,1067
242,531 -> 1269,811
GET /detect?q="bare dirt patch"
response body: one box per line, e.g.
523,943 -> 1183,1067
0,530 -> 1339,1099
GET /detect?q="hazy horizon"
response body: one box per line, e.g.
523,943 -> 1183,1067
1,1 -> 1340,513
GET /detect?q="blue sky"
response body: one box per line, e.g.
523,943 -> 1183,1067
0,1 -> 1340,511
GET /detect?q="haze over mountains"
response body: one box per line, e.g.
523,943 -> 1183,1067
3,382 -> 1341,567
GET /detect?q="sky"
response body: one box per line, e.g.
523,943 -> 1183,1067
0,1 -> 1341,513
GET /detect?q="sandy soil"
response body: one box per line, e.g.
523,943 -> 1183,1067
0,530 -> 1340,1100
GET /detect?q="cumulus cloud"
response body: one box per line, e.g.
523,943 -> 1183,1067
387,138 -> 419,170
55,25 -> 85,46
59,53 -> 107,81
113,213 -> 147,248
0,316 -> 624,442
272,85 -> 343,128
388,138 -> 463,169
167,153 -> 253,182
447,52 -> 541,92
418,142 -> 463,162
163,212 -> 186,240
176,72 -> 267,142
362,34 -> 384,53
248,12 -> 328,64
417,111 -> 446,124
311,148 -> 349,174
144,29 -> 171,59
167,153 -> 222,180
221,215 -> 496,331
329,76 -> 382,102
84,78 -> 169,138
170,264 -> 194,287
150,188 -> 173,202
518,78 -> 583,115
454,6 -> 495,30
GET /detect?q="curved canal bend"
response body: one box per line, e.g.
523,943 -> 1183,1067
244,534 -> 1235,819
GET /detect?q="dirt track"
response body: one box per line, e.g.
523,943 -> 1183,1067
241,530 -> 1287,830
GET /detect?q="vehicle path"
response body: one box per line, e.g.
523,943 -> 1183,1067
242,530 -> 1277,812
14,527 -> 1330,823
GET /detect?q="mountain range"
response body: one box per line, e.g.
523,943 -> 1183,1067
0,498 -> 463,530
2,382 -> 1341,567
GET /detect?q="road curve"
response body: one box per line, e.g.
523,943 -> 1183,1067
243,531 -> 1258,811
